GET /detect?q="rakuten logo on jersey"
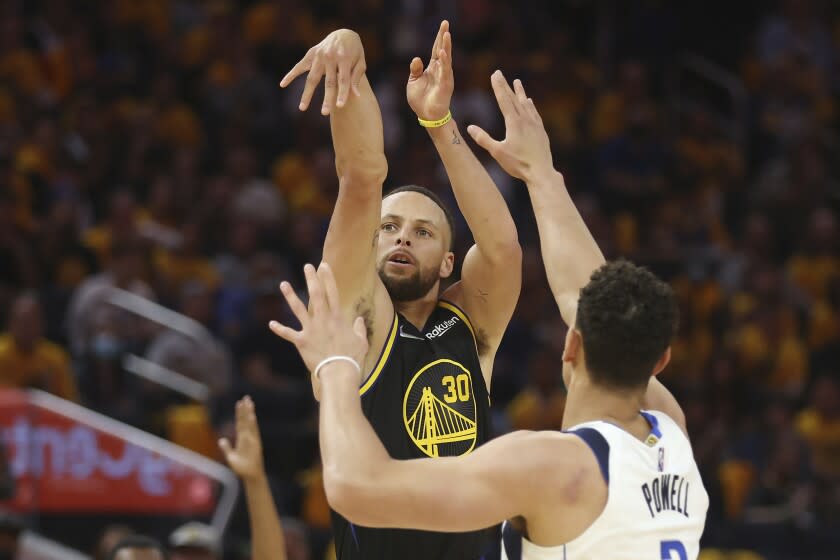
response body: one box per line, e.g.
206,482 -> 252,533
426,316 -> 459,339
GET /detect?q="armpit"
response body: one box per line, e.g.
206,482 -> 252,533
355,299 -> 375,340
476,327 -> 490,357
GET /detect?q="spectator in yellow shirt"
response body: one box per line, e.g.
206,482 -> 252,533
0,293 -> 79,401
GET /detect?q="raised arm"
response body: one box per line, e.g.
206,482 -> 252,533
280,30 -> 388,316
219,397 -> 287,560
406,22 -> 521,368
467,72 -> 601,326
468,73 -> 686,432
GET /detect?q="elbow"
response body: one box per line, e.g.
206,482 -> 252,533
487,239 -> 522,267
502,239 -> 522,261
324,463 -> 390,526
323,466 -> 369,524
337,155 -> 388,191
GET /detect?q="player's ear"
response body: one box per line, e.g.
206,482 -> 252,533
562,329 -> 581,363
439,251 -> 455,279
651,346 -> 671,377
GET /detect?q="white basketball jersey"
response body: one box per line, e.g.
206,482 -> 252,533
501,410 -> 708,560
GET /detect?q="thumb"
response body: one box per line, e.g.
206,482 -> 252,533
218,438 -> 233,457
467,124 -> 501,155
353,316 -> 367,340
408,57 -> 424,81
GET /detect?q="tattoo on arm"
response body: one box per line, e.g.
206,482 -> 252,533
451,130 -> 461,145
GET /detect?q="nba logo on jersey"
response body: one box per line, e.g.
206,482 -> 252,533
658,447 -> 665,472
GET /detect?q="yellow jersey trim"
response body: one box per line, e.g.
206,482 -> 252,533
359,312 -> 398,396
437,300 -> 477,349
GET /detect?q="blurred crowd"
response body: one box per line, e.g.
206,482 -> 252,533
0,0 -> 838,559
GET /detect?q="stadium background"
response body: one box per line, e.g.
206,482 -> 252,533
0,0 -> 839,558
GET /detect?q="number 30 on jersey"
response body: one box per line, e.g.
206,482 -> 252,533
441,374 -> 470,403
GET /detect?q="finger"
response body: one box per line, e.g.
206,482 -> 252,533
353,316 -> 367,340
318,262 -> 340,312
279,52 -> 312,88
235,397 -> 246,427
430,20 -> 448,61
269,320 -> 302,344
299,59 -> 324,111
278,281 -> 309,326
336,57 -> 351,108
526,97 -> 542,121
467,124 -> 501,156
491,70 -> 519,119
321,59 -> 338,115
350,59 -> 366,97
513,79 -> 527,104
408,57 -> 424,81
443,30 -> 453,66
438,47 -> 452,81
240,397 -> 258,433
246,407 -> 261,437
303,263 -> 325,317
241,395 -> 254,415
218,438 -> 233,457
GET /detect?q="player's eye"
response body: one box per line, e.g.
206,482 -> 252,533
382,223 -> 397,232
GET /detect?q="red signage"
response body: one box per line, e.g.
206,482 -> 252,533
0,389 -> 219,514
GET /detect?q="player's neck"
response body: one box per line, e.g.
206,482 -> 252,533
562,377 -> 645,432
394,292 -> 440,330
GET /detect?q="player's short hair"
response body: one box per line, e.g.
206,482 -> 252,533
576,260 -> 679,390
383,185 -> 456,251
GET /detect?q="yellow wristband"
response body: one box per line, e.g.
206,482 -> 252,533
418,110 -> 452,128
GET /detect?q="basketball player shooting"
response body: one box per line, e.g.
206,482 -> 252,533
278,22 -> 521,559
271,72 -> 709,559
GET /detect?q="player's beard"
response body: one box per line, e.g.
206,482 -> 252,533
378,261 -> 440,302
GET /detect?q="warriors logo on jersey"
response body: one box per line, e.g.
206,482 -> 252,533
403,358 -> 478,457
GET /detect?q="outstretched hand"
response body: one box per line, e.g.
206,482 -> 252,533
279,29 -> 366,115
219,396 -> 265,482
467,71 -> 555,183
269,263 -> 369,386
406,20 -> 454,122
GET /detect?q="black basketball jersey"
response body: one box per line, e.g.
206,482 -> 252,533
331,300 -> 493,560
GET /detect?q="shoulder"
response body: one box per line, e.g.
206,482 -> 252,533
643,379 -> 688,436
483,431 -> 601,491
436,291 -> 490,354
644,406 -> 688,438
507,431 -> 605,517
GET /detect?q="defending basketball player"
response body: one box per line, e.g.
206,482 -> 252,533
270,72 -> 709,559
278,22 -> 521,559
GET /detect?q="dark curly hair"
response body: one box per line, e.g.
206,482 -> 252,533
576,260 -> 679,390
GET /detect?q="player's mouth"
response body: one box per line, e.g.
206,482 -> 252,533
387,251 -> 415,268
